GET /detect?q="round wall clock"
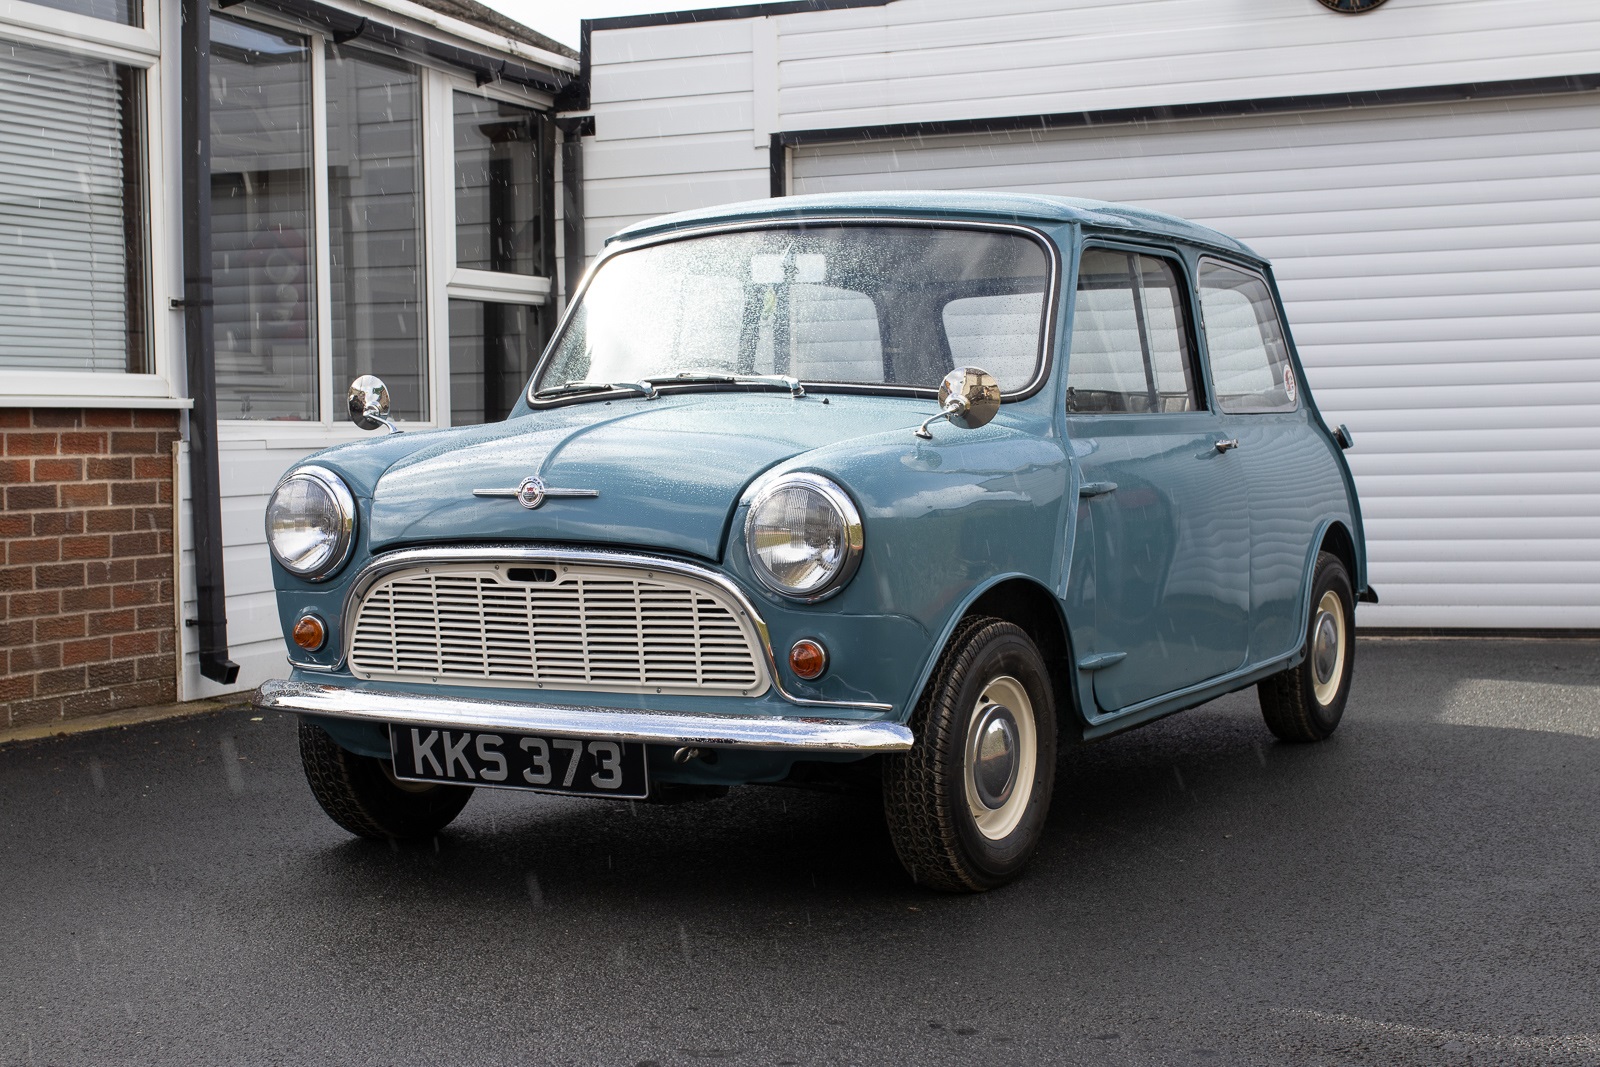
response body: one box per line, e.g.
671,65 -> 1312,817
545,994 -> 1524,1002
1317,0 -> 1389,11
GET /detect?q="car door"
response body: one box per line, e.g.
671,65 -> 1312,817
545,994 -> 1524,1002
1196,258 -> 1334,660
1066,246 -> 1251,713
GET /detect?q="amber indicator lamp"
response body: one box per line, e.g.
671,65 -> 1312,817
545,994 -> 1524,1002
292,614 -> 327,652
788,638 -> 828,680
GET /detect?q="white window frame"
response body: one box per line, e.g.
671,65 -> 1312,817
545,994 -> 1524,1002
0,0 -> 180,407
212,13 -> 555,440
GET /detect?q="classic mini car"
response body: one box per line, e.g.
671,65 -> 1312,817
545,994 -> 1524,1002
256,191 -> 1372,892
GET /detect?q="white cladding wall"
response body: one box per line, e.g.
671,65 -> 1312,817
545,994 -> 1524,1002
584,0 -> 1600,628
791,93 -> 1600,627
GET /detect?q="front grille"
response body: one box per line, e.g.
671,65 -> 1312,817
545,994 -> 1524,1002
346,561 -> 770,696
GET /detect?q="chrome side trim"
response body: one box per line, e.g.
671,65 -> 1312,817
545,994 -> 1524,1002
257,679 -> 912,753
334,545 -> 895,713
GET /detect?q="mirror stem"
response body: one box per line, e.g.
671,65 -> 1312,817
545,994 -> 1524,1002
913,396 -> 968,441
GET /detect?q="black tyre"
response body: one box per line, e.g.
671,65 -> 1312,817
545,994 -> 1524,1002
883,618 -> 1058,892
298,720 -> 473,840
1258,551 -> 1355,743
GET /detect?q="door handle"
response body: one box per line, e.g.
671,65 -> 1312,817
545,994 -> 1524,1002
1079,481 -> 1118,498
1214,439 -> 1240,453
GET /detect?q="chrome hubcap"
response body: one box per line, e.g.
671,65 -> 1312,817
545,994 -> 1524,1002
970,704 -> 1019,809
1313,612 -> 1339,686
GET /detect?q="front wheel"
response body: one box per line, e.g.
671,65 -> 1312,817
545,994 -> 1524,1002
883,618 -> 1057,892
299,721 -> 474,840
1258,551 -> 1356,742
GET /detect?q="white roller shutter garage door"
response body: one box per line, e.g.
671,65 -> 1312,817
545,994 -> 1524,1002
792,92 -> 1600,629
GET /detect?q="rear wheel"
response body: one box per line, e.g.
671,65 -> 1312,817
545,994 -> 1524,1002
299,720 -> 473,840
1258,551 -> 1355,742
883,618 -> 1057,892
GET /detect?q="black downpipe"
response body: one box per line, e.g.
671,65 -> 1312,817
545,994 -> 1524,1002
558,118 -> 591,307
180,0 -> 239,686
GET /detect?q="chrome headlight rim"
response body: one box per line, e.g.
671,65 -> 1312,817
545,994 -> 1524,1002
266,464 -> 357,582
743,472 -> 865,603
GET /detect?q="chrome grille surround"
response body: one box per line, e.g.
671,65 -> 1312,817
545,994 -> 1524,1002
347,559 -> 771,697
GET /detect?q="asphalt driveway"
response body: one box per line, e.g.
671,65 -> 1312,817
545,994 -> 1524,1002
2,638 -> 1597,1066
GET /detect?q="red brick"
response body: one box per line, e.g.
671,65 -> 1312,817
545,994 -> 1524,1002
85,410 -> 133,428
31,510 -> 80,536
135,653 -> 172,681
36,666 -> 87,696
60,585 -> 111,612
155,531 -> 174,555
88,609 -> 137,635
11,643 -> 61,671
61,535 -> 111,560
0,513 -> 28,538
0,458 -> 29,484
112,582 -> 160,608
6,484 -> 57,510
157,482 -> 172,505
58,431 -> 107,455
86,508 -> 134,534
86,659 -> 136,688
0,567 -> 31,593
110,431 -> 158,454
33,457 -> 83,481
132,455 -> 169,480
0,618 -> 33,645
98,559 -> 137,585
68,687 -> 118,717
35,564 -> 84,589
111,630 -> 160,658
34,614 -> 84,641
111,531 -> 158,557
8,696 -> 64,727
116,679 -> 173,709
5,432 -> 58,456
0,673 -> 33,703
135,556 -> 173,581
111,481 -> 157,506
61,637 -> 112,666
9,538 -> 60,565
31,410 -> 82,429
0,410 -> 30,428
133,411 -> 177,429
86,456 -> 133,481
60,483 -> 107,507
134,506 -> 168,532
8,590 -> 59,617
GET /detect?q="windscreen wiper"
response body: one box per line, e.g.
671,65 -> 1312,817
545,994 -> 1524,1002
532,380 -> 659,400
661,372 -> 805,398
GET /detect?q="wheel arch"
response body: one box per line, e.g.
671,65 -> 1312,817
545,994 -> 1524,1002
908,574 -> 1085,744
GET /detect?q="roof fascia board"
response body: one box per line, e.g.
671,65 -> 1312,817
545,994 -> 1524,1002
589,0 -> 891,33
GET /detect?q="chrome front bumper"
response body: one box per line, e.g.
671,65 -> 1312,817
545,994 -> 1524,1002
254,679 -> 913,753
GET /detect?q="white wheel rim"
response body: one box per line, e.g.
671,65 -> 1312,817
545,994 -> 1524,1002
1311,589 -> 1347,706
963,675 -> 1038,841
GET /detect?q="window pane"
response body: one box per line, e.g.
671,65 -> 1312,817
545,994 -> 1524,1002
18,0 -> 139,27
0,41 -> 146,374
449,300 -> 545,424
453,93 -> 548,276
210,16 -> 316,420
1066,250 -> 1197,414
1199,261 -> 1297,413
943,292 -> 1045,392
327,47 -> 427,420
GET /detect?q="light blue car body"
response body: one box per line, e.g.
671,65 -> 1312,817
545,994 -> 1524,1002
266,192 -> 1369,786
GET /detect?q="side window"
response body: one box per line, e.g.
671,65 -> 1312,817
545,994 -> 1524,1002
1066,249 -> 1199,414
1198,260 -> 1298,413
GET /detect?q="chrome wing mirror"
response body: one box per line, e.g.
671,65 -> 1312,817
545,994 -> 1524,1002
348,375 -> 400,434
914,367 -> 1001,440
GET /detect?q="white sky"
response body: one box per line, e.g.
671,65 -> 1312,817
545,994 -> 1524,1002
478,0 -> 692,50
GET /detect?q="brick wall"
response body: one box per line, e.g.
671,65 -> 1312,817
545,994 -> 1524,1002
1,409 -> 180,728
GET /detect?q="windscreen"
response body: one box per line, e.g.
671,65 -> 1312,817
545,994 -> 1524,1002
535,224 -> 1052,395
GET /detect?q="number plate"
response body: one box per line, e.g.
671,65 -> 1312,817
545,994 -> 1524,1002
389,726 -> 649,799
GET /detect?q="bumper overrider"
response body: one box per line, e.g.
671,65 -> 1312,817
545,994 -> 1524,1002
254,679 -> 913,752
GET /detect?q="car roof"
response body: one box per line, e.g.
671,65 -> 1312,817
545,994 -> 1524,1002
607,190 -> 1263,262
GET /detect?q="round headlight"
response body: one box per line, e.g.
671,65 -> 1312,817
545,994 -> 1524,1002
744,473 -> 864,601
266,466 -> 356,581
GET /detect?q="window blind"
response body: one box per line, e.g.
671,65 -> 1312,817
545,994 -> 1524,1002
0,39 -> 140,374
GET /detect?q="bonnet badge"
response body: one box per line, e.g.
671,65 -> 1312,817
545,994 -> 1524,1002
473,476 -> 600,510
